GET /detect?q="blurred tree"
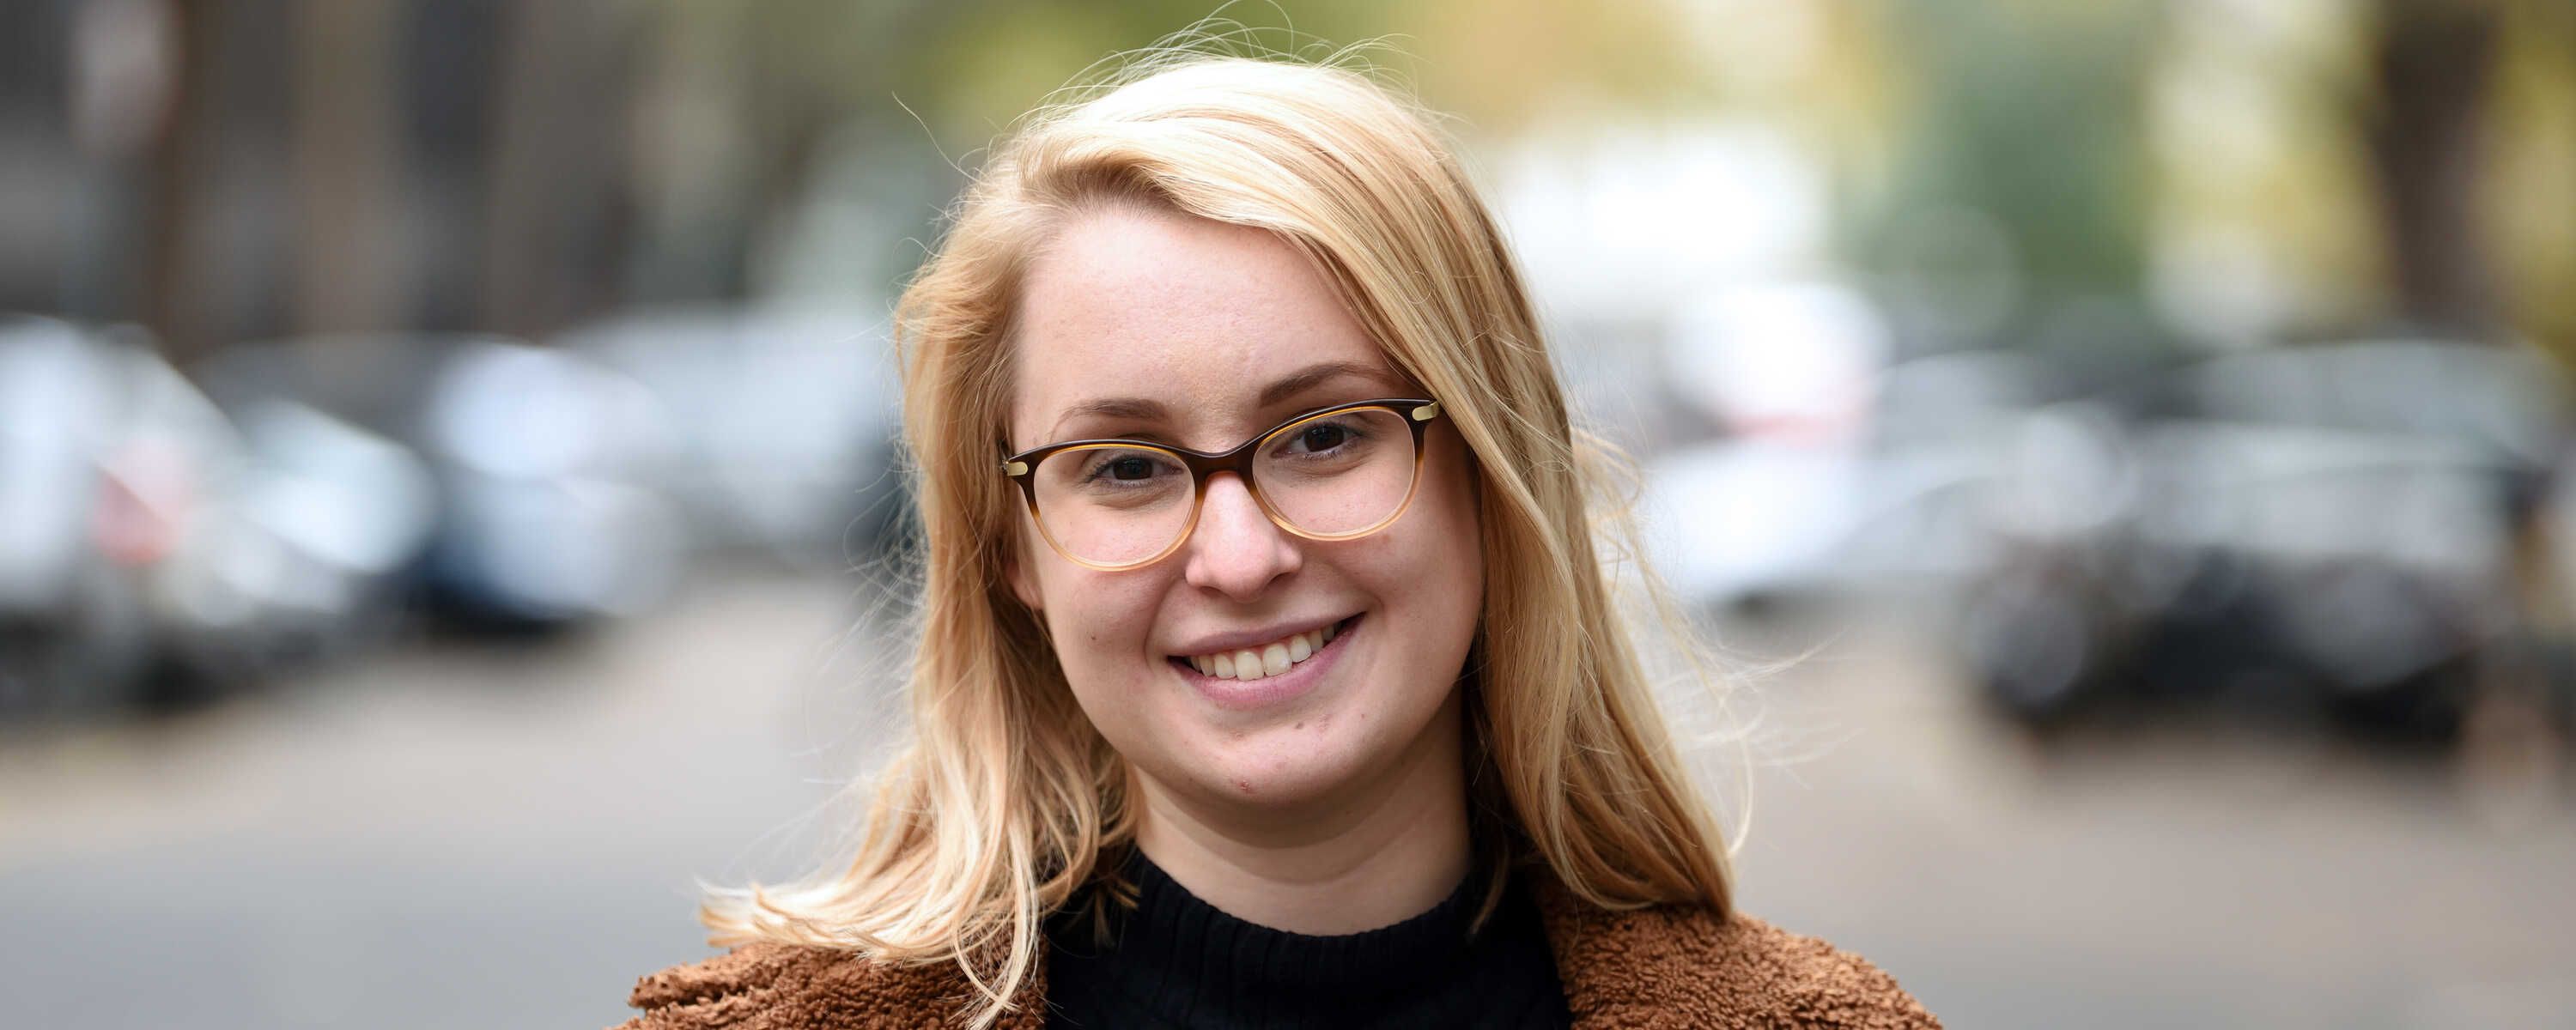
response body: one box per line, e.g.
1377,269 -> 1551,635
2364,0 -> 2504,334
143,0 -> 226,360
398,0 -> 504,333
478,0 -> 642,338
289,0 -> 401,337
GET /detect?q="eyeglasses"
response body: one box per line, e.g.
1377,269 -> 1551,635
1002,398 -> 1443,571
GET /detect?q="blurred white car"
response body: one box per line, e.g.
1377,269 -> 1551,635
556,305 -> 908,564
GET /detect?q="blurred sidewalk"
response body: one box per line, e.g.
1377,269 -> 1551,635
1725,613 -> 2576,1028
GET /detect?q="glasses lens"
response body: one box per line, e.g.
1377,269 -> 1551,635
1030,444 -> 1197,566
1256,407 -> 1419,537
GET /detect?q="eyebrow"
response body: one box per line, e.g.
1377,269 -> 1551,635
1045,360 -> 1397,440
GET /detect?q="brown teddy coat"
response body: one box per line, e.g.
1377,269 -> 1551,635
614,876 -> 1941,1029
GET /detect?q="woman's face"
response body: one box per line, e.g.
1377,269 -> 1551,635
1005,206 -> 1484,815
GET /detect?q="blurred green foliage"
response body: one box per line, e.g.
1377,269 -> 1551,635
1872,3 -> 2154,300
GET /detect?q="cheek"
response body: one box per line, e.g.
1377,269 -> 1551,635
1028,549 -> 1166,674
1361,451 -> 1485,645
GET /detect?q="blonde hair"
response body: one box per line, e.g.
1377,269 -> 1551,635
702,52 -> 1734,1028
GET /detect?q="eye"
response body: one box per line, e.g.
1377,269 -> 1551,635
1105,455 -> 1158,481
1290,422 -> 1352,453
1074,448 -> 1183,488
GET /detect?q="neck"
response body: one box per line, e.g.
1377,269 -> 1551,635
1131,693 -> 1471,936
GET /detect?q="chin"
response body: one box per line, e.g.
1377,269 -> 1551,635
1151,720 -> 1351,804
1174,690 -> 1451,809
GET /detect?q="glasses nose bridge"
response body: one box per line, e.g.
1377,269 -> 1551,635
1188,444 -> 1290,539
1183,432 -> 1277,510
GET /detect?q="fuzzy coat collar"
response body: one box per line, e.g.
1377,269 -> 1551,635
617,878 -> 1939,1029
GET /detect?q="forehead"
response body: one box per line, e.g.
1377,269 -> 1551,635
1009,207 -> 1398,445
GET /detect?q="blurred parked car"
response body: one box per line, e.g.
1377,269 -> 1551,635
1953,338 -> 2569,738
1637,282 -> 1892,611
168,391 -> 437,676
0,317 -> 294,712
554,305 -> 908,565
197,334 -> 685,630
1640,324 -> 2131,619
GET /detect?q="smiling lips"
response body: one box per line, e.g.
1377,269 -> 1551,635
1181,621 -> 1343,682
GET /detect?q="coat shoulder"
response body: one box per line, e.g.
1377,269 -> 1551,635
1699,912 -> 1941,1028
611,941 -> 1007,1030
1539,885 -> 1940,1028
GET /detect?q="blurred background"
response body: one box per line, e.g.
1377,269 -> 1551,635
3,0 -> 2574,1027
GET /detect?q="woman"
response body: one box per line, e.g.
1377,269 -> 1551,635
618,53 -> 1937,1029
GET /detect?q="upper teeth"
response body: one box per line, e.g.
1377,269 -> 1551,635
1186,623 -> 1339,681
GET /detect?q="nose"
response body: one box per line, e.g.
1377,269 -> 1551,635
1182,472 -> 1301,600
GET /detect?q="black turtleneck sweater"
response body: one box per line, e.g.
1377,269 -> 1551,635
1042,851 -> 1571,1029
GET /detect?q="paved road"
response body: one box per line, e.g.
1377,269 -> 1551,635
3,570 -> 2571,1028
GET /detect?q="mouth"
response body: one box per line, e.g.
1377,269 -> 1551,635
1168,615 -> 1362,683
